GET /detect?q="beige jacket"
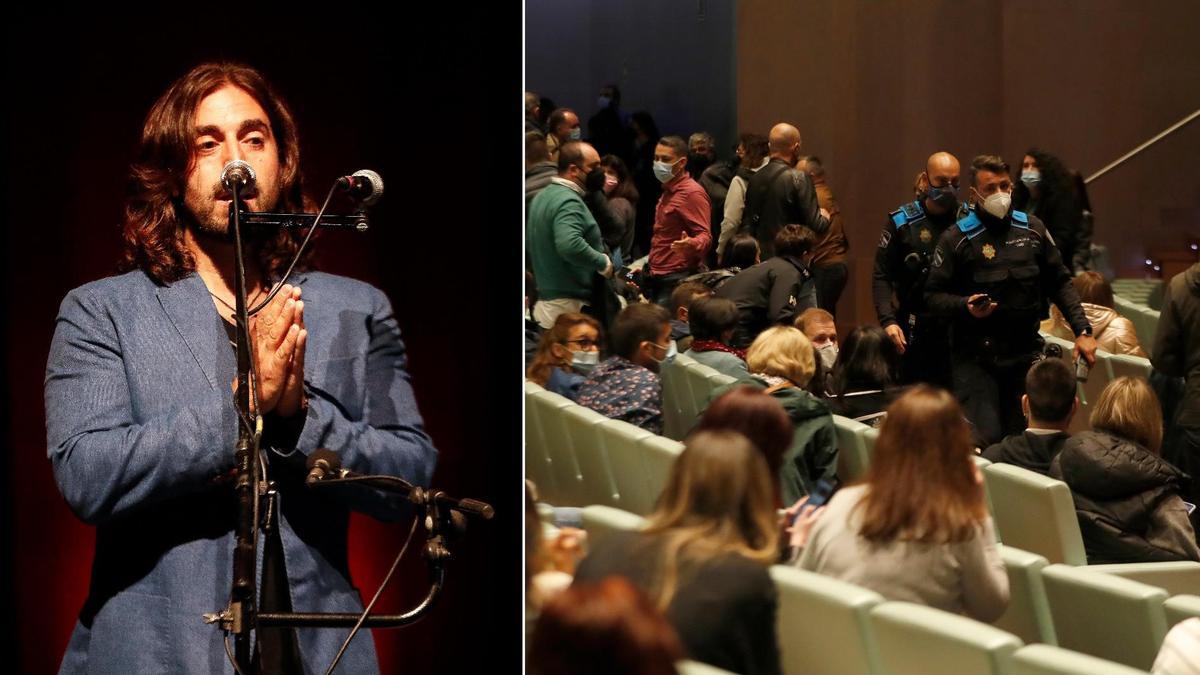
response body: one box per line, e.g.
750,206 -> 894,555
1042,302 -> 1147,357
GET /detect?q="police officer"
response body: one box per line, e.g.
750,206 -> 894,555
925,155 -> 1097,446
873,151 -> 962,387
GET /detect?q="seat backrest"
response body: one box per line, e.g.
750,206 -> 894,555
1164,595 -> 1200,628
1040,564 -> 1169,670
640,434 -> 684,510
769,565 -> 884,675
869,601 -> 1022,675
561,405 -> 620,507
1039,333 -> 1092,430
680,358 -> 726,436
1086,561 -> 1200,597
1107,353 -> 1152,380
580,504 -> 646,551
983,463 -> 1087,565
833,415 -> 871,483
974,456 -> 999,524
676,660 -> 738,675
531,390 -> 584,506
1012,644 -> 1149,675
524,381 -> 557,500
659,352 -> 696,440
994,545 -> 1056,645
597,419 -> 656,516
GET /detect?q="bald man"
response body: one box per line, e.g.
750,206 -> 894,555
872,152 -> 963,387
739,123 -> 830,258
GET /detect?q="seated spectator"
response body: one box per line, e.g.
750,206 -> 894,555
710,326 -> 837,503
716,225 -> 818,349
1043,271 -> 1148,357
1050,376 -> 1200,563
667,281 -> 713,353
720,232 -> 761,271
825,326 -> 903,427
685,296 -> 750,380
573,430 -> 783,675
795,307 -> 839,394
526,313 -> 602,400
1152,617 -> 1200,675
529,576 -> 683,675
981,357 -> 1077,474
696,385 -> 794,506
794,386 -> 1009,622
578,303 -> 672,434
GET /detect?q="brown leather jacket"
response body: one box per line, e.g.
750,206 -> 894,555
1042,302 -> 1147,357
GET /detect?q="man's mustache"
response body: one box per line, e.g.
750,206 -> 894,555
212,182 -> 259,201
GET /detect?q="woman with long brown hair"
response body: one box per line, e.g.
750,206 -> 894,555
526,312 -> 602,400
573,430 -> 783,675
793,385 -> 1009,621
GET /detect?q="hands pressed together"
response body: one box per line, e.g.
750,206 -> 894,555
230,284 -> 308,418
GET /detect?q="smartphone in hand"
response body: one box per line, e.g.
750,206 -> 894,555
793,479 -> 836,525
968,294 -> 992,309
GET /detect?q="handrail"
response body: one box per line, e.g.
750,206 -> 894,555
1085,108 -> 1200,184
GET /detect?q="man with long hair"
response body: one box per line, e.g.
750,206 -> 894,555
45,62 -> 437,673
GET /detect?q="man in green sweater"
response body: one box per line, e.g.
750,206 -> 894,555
527,140 -> 614,329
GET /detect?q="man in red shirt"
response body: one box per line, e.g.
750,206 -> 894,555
645,135 -> 712,306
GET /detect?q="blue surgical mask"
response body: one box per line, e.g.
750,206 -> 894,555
571,350 -> 600,374
568,127 -> 582,141
1020,170 -> 1041,188
653,160 -> 678,184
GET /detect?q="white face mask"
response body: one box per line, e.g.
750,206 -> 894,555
817,343 -> 838,371
649,339 -> 678,363
571,350 -> 600,374
981,191 -> 1012,219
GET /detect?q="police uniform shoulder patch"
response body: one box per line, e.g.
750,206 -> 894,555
1011,209 -> 1030,229
879,228 -> 893,248
890,201 -> 925,229
956,209 -> 984,237
932,247 -> 945,268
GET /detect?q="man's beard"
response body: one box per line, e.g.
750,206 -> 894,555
185,180 -> 281,241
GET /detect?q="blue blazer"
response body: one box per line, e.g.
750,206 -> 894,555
45,269 -> 438,674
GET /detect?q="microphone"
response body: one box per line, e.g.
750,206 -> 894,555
336,169 -> 384,207
221,159 -> 257,191
305,448 -> 344,485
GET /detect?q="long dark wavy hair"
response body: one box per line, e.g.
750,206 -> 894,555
118,62 -> 314,284
1013,147 -> 1074,211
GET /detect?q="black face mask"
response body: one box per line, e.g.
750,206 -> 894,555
687,152 -> 712,175
925,185 -> 958,213
729,154 -> 743,169
584,167 -> 607,192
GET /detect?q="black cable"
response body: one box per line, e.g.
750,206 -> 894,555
323,514 -> 421,675
224,632 -> 249,675
248,182 -> 340,317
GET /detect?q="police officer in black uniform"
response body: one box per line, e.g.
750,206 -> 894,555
873,151 -> 963,387
925,155 -> 1097,446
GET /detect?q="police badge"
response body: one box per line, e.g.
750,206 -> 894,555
982,243 -> 996,260
919,227 -> 932,244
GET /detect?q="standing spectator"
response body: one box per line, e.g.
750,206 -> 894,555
601,155 -> 639,264
740,123 -> 830,258
578,303 -> 672,434
825,326 -> 902,427
526,141 -> 613,329
982,357 -> 1077,475
710,326 -> 839,503
686,132 -> 716,179
587,83 -> 631,162
667,281 -> 712,353
527,313 -> 603,400
573,431 -> 784,675
717,226 -> 818,349
717,134 -> 770,261
628,111 -> 662,258
1043,271 -> 1148,357
798,156 -> 850,318
698,135 -> 740,268
525,91 -> 544,133
1153,262 -> 1200,508
538,96 -> 558,130
526,131 -> 558,210
686,297 -> 750,380
793,386 -> 1009,622
546,108 -> 582,163
1050,377 -> 1200,563
1014,148 -> 1086,274
644,135 -> 712,306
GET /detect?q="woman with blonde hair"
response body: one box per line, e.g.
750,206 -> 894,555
1050,376 -> 1200,563
573,430 -> 783,675
708,325 -> 838,503
526,312 -> 602,400
794,385 -> 1009,621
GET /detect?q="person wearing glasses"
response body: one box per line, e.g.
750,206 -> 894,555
578,303 -> 674,435
526,313 -> 603,400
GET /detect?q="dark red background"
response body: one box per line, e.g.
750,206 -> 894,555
2,12 -> 521,674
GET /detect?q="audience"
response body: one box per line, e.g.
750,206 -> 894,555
797,156 -> 850,318
528,576 -> 683,675
628,111 -> 662,258
1154,262 -> 1200,509
717,133 -> 770,260
686,131 -> 716,179
795,307 -> 839,394
981,357 -> 1077,474
1050,376 -> 1200,563
578,303 -> 672,434
685,296 -> 750,380
1043,271 -> 1148,356
587,83 -> 630,162
716,225 -> 818,349
711,326 -> 838,503
545,107 -> 582,162
740,122 -> 829,258
1013,148 -> 1086,273
794,386 -> 1009,622
667,281 -> 713,353
722,232 -> 762,271
695,386 -> 796,507
825,325 -> 902,427
644,135 -> 712,306
526,131 -> 558,209
601,154 -> 639,264
527,313 -> 603,400
573,430 -> 783,675
525,91 -> 544,134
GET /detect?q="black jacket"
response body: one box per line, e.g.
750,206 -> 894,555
1049,430 -> 1200,564
1153,263 -> 1200,428
739,158 -> 829,258
715,256 -> 817,349
574,530 -> 781,675
982,430 -> 1070,476
872,199 -> 958,327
